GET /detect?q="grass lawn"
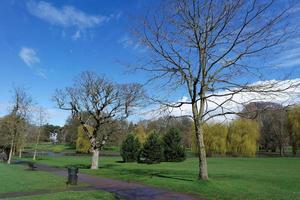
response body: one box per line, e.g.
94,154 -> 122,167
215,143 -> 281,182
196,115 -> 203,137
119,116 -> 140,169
0,163 -> 71,194
7,191 -> 116,200
0,163 -> 116,200
19,156 -> 300,200
24,143 -> 74,153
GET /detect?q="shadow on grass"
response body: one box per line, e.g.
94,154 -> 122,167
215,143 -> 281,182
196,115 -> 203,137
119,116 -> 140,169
100,164 -> 120,169
65,164 -> 91,169
150,173 -> 194,181
99,163 -> 196,182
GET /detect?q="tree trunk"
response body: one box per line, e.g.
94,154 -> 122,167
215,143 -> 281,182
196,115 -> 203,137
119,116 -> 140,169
279,146 -> 284,156
7,138 -> 14,164
19,148 -> 22,158
191,99 -> 208,180
91,149 -> 99,169
292,144 -> 297,156
195,124 -> 208,180
33,149 -> 37,161
33,129 -> 41,161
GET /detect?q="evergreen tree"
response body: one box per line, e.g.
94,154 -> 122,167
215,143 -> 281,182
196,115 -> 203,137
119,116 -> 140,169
120,134 -> 141,162
162,128 -> 185,161
138,132 -> 163,164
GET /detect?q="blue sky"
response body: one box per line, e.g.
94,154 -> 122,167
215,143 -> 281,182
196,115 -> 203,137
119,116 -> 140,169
0,0 -> 300,126
0,0 -> 152,125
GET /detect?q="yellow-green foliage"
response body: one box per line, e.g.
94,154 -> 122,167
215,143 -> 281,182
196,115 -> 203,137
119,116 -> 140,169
227,119 -> 259,157
133,124 -> 147,144
76,125 -> 92,153
203,123 -> 228,156
191,123 -> 228,156
288,106 -> 300,155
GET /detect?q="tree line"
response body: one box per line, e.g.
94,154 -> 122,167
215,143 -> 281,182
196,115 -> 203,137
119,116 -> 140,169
1,0 -> 300,181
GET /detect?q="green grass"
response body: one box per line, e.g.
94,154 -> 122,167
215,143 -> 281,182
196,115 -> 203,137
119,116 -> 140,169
20,156 -> 300,200
24,143 -> 74,153
7,191 -> 117,200
0,163 -> 72,194
0,163 -> 116,200
102,146 -> 120,152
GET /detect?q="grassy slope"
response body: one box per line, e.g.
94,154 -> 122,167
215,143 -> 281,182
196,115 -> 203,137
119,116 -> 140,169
20,156 -> 300,200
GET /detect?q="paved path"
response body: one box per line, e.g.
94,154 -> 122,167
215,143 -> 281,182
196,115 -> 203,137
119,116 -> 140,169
20,162 -> 204,200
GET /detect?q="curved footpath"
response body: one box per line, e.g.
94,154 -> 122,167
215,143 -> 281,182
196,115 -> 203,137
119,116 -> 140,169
20,162 -> 205,200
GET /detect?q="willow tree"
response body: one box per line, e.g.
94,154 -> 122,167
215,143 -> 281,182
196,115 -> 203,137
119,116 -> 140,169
288,106 -> 300,155
134,0 -> 298,179
227,119 -> 259,157
53,71 -> 144,169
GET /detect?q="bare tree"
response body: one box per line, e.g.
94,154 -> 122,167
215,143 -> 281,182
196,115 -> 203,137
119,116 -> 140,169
53,71 -> 144,169
269,109 -> 289,156
33,106 -> 48,161
7,87 -> 32,164
133,0 -> 299,179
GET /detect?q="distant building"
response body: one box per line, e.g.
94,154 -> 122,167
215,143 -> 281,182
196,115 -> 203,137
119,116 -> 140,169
49,132 -> 58,144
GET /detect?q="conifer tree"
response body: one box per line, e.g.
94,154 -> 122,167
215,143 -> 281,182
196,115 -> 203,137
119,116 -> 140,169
138,132 -> 163,164
162,128 -> 185,161
121,134 -> 141,162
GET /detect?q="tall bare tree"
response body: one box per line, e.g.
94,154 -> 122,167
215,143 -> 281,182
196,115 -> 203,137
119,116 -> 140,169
33,106 -> 48,161
53,71 -> 144,169
134,0 -> 299,179
7,87 -> 32,164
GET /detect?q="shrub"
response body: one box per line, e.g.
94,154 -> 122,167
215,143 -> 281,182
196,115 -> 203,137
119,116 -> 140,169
120,134 -> 141,162
162,128 -> 185,161
76,126 -> 91,153
138,132 -> 163,164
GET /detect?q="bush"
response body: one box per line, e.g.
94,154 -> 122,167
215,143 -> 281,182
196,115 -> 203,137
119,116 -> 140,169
162,128 -> 185,161
76,126 -> 91,153
120,134 -> 141,162
138,132 -> 163,164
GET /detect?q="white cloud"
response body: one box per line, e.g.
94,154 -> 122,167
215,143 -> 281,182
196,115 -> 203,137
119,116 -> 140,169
141,79 -> 300,122
19,47 -> 46,78
118,35 -> 139,49
27,1 -> 122,40
27,1 -> 108,29
72,30 -> 81,40
118,35 -> 147,53
19,47 -> 40,66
